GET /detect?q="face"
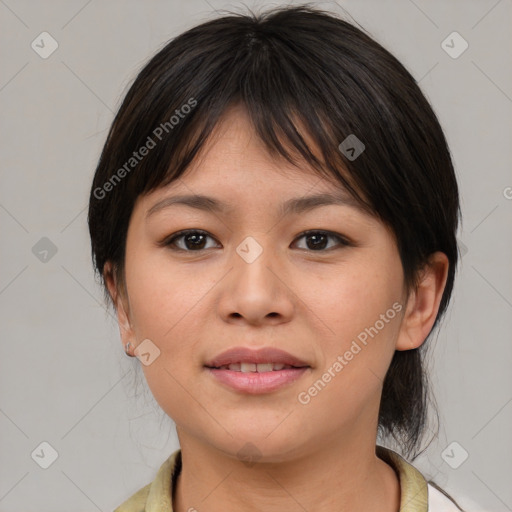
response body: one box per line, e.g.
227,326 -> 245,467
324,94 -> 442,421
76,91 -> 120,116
108,104 -> 438,462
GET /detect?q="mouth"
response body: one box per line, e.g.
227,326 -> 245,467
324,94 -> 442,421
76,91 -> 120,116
204,346 -> 310,369
206,362 -> 306,372
204,346 -> 311,394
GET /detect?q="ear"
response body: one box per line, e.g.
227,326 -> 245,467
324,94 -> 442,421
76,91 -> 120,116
103,261 -> 135,347
395,252 -> 449,351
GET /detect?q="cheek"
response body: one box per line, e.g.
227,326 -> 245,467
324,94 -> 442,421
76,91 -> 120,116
296,295 -> 402,427
124,248 -> 224,380
309,255 -> 403,342
301,252 -> 404,398
125,258 -> 211,417
126,244 -> 195,331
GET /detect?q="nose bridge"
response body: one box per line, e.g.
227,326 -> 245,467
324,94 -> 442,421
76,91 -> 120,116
233,234 -> 277,288
235,234 -> 267,267
219,232 -> 293,323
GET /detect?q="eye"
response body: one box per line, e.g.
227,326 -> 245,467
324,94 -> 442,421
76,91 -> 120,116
162,229 -> 219,251
162,229 -> 350,253
292,230 -> 351,251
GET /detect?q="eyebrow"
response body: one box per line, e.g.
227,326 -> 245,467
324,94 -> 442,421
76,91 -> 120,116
146,191 -> 371,220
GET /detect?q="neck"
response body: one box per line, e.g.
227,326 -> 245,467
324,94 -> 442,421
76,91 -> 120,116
172,430 -> 400,512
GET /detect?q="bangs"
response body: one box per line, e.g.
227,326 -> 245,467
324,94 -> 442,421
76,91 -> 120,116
114,20 -> 381,217
153,99 -> 373,216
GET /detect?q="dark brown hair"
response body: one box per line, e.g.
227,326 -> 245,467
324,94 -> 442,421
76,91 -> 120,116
88,4 -> 461,463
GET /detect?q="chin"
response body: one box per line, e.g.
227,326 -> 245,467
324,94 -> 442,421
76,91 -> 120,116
211,430 -> 306,464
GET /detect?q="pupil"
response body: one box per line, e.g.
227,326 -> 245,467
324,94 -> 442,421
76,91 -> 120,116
308,233 -> 327,250
187,233 -> 206,249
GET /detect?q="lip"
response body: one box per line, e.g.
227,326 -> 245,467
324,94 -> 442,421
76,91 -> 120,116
204,346 -> 310,368
204,346 -> 311,395
206,367 -> 309,394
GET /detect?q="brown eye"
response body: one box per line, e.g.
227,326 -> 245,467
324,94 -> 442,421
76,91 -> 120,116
293,230 -> 350,251
164,230 -> 219,251
162,229 -> 350,253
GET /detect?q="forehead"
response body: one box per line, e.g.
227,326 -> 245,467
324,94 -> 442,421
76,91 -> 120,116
135,103 -> 374,222
150,105 -> 344,198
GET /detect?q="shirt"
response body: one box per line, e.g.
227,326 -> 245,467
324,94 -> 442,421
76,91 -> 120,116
113,446 -> 461,512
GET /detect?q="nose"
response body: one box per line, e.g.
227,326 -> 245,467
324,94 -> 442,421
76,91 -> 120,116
217,236 -> 295,326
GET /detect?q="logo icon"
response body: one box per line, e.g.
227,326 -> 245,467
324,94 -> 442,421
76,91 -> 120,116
31,32 -> 59,59
134,339 -> 161,366
236,236 -> 263,264
31,441 -> 59,469
457,238 -> 468,258
441,32 -> 468,59
32,237 -> 58,263
441,441 -> 469,469
338,134 -> 365,161
237,442 -> 263,467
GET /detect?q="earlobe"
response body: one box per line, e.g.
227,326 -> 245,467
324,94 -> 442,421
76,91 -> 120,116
395,252 -> 449,351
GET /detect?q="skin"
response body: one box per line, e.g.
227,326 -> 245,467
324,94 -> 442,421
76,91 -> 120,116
105,104 -> 449,512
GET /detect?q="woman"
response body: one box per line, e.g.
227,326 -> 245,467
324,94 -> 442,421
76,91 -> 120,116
88,5 -> 469,511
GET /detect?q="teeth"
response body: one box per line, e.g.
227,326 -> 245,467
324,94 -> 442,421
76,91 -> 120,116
256,363 -> 274,372
220,363 -> 294,372
240,362 -> 257,373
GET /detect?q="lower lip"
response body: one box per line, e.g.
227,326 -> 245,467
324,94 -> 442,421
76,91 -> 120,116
205,367 -> 309,394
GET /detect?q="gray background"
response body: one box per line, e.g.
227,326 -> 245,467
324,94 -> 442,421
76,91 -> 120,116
1,0 -> 511,510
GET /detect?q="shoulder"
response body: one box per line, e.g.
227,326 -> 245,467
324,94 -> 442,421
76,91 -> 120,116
113,482 -> 151,512
427,483 -> 462,511
377,446 -> 470,512
113,449 -> 181,512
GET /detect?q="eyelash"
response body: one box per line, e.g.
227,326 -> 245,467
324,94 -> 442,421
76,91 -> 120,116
161,229 -> 351,253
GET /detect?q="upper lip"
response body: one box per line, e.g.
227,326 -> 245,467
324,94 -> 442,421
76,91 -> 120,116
205,347 -> 310,368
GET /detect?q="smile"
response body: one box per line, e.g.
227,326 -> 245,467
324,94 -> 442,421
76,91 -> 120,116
212,362 -> 300,372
